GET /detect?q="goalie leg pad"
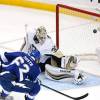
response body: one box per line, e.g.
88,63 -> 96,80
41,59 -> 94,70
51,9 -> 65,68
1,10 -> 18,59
45,64 -> 74,82
45,64 -> 86,84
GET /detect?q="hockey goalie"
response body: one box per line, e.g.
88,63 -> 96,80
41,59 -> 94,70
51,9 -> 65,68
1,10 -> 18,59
20,25 -> 86,85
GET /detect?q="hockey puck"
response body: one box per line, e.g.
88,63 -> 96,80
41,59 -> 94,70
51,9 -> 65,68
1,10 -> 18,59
93,29 -> 97,33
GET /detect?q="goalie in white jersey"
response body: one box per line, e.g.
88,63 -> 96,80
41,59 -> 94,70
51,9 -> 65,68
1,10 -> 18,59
20,25 -> 85,85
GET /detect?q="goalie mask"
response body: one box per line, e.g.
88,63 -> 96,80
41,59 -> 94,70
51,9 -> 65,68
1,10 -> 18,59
36,26 -> 47,44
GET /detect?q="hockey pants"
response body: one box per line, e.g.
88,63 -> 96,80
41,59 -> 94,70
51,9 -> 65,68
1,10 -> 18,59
0,72 -> 40,100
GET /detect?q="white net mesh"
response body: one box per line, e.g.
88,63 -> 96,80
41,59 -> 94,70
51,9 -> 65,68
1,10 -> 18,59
59,14 -> 100,55
56,5 -> 100,61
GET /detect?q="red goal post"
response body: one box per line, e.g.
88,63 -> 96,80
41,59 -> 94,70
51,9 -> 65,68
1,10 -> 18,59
56,4 -> 100,49
56,4 -> 100,60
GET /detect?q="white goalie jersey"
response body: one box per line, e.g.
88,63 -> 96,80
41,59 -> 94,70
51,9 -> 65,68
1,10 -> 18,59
22,33 -> 55,55
20,28 -> 57,63
20,26 -> 77,68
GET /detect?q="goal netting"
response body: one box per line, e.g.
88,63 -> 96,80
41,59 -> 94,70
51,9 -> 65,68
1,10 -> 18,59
56,4 -> 100,60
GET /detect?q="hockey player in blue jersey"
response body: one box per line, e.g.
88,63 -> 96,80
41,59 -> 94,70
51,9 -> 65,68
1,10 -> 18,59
0,50 -> 41,100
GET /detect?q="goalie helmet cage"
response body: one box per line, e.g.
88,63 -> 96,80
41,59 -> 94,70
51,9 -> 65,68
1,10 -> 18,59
56,4 -> 100,60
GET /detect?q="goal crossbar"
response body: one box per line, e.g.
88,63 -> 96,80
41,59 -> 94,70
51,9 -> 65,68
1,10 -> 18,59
56,4 -> 100,49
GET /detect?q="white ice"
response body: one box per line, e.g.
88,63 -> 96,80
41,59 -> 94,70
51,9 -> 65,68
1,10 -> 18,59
0,4 -> 100,100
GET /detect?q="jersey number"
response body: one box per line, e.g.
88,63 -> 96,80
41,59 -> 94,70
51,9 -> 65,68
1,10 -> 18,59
12,57 -> 29,81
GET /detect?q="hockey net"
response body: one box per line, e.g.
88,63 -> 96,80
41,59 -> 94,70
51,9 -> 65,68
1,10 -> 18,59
56,4 -> 100,61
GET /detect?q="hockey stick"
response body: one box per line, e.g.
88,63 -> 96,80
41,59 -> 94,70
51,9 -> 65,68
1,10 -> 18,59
41,83 -> 88,100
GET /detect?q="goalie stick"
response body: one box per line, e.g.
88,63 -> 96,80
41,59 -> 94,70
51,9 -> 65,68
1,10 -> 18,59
41,83 -> 89,100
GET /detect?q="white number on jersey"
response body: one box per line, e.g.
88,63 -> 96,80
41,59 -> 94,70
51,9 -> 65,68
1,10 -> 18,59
11,57 -> 30,81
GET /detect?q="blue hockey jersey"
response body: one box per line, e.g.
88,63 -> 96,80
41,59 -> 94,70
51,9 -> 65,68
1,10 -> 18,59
1,52 -> 41,82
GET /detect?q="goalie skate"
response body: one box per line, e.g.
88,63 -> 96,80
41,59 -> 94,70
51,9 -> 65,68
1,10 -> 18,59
73,70 -> 86,85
